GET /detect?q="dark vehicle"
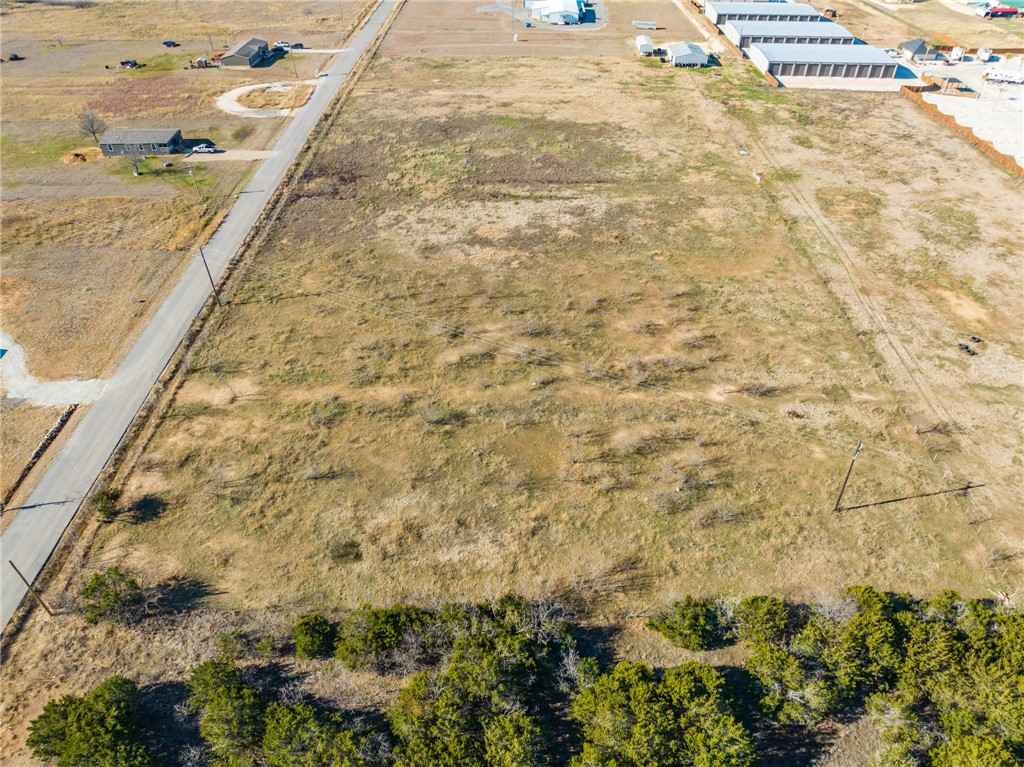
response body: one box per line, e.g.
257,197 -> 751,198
162,40 -> 180,47
8,53 -> 24,61
290,42 -> 304,49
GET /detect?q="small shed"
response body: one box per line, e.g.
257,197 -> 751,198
221,37 -> 270,68
99,128 -> 185,157
636,35 -> 655,56
665,42 -> 709,67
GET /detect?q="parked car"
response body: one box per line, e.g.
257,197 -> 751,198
192,144 -> 216,153
162,40 -> 179,47
274,41 -> 291,48
290,42 -> 304,49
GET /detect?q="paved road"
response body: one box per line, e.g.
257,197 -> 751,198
0,0 -> 399,631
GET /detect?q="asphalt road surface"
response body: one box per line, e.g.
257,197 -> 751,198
0,0 -> 399,630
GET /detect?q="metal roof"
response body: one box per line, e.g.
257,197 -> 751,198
899,38 -> 928,53
706,2 -> 822,15
224,37 -> 268,59
750,43 -> 896,64
636,35 -> 654,46
724,20 -> 856,37
99,128 -> 181,144
664,42 -> 708,58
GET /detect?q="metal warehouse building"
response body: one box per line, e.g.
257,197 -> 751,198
705,2 -> 822,25
722,20 -> 857,48
748,43 -> 898,78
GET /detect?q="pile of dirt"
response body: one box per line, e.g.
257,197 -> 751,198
61,147 -> 102,164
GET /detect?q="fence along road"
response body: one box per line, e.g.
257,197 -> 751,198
0,0 -> 400,630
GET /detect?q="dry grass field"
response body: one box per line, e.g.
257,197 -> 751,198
823,0 -> 1023,49
236,83 -> 316,111
2,2 -> 1022,763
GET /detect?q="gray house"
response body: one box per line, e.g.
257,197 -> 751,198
220,37 -> 270,68
99,128 -> 186,157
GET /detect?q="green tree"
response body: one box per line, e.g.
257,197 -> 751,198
334,604 -> 434,670
929,735 -> 1018,767
747,644 -> 841,725
187,654 -> 243,714
827,610 -> 902,695
263,702 -> 364,767
570,661 -> 754,767
483,712 -> 545,767
80,566 -> 142,624
733,596 -> 789,645
294,613 -> 335,659
26,676 -> 152,767
199,685 -> 265,761
647,597 -> 720,651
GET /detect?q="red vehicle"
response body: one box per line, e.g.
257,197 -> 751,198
976,4 -> 1020,18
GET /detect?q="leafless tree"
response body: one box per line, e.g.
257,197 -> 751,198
78,110 -> 107,143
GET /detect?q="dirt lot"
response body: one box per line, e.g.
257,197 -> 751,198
2,2 -> 1022,763
380,0 -> 702,57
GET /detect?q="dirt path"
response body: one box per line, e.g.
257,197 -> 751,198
0,333 -> 104,406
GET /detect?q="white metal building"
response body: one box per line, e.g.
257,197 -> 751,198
722,20 -> 857,48
705,2 -> 822,24
664,42 -> 710,67
636,35 -> 655,56
528,0 -> 582,24
748,43 -> 898,78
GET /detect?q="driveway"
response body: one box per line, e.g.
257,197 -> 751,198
185,150 -> 273,162
0,0 -> 402,631
216,79 -> 320,118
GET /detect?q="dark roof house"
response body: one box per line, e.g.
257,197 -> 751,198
99,128 -> 185,157
898,38 -> 942,61
220,37 -> 270,68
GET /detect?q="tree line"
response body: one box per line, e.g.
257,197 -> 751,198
28,585 -> 1022,766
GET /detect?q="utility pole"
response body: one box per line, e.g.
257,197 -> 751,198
9,560 -> 54,617
198,245 -> 223,306
187,163 -> 202,200
832,441 -> 863,513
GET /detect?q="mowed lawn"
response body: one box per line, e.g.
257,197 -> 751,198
96,56 -> 1016,615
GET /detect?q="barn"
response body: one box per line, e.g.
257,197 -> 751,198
748,43 -> 898,78
98,128 -> 186,157
220,37 -> 270,68
705,2 -> 822,25
722,20 -> 857,48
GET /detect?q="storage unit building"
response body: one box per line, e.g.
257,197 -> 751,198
748,43 -> 898,78
664,42 -> 710,67
636,35 -> 655,55
722,20 -> 857,47
220,37 -> 270,68
99,128 -> 186,157
705,2 -> 822,24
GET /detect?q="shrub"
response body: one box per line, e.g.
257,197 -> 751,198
647,597 -> 720,651
199,685 -> 265,760
294,613 -> 335,659
732,595 -> 790,645
263,702 -> 364,767
94,488 -> 122,523
187,655 -> 242,714
27,676 -> 152,767
80,566 -> 142,624
334,604 -> 435,671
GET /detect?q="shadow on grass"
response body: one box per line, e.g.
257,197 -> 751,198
144,576 -> 221,617
128,494 -> 166,523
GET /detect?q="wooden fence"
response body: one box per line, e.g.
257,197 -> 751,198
900,86 -> 1023,177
